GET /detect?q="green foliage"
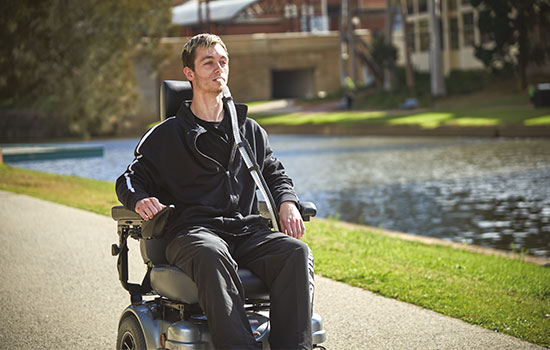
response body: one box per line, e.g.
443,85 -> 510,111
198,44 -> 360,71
444,69 -> 492,95
470,0 -> 550,88
354,68 -> 432,109
370,35 -> 398,71
0,0 -> 172,138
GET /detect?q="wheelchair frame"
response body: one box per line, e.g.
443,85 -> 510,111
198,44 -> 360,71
111,203 -> 326,349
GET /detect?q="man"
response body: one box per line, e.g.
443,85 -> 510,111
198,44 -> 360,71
116,33 -> 314,350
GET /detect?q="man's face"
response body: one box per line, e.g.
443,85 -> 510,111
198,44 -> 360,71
184,43 -> 229,95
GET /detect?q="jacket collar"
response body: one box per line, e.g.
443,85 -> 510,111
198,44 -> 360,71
176,100 -> 248,128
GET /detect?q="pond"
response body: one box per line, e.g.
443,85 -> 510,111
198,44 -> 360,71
5,135 -> 550,257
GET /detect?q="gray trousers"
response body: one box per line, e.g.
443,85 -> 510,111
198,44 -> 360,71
165,225 -> 314,350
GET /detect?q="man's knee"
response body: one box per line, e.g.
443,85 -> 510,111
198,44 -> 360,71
166,231 -> 236,274
289,239 -> 312,264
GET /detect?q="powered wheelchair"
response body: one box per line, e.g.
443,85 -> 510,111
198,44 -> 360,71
111,80 -> 327,350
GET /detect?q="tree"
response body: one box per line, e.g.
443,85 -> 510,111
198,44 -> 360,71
371,35 -> 398,84
428,0 -> 445,97
470,0 -> 550,89
383,0 -> 397,91
0,0 -> 171,138
399,0 -> 415,95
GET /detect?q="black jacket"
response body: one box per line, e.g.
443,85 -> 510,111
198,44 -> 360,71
116,101 -> 298,239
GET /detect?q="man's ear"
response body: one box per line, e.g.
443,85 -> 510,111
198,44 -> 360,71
183,67 -> 194,81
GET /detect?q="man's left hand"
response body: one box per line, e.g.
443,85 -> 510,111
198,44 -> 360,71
278,201 -> 306,239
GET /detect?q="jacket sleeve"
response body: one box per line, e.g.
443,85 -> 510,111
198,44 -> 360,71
115,132 -> 158,212
259,127 -> 299,209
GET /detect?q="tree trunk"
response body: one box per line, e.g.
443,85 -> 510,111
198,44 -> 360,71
384,0 -> 395,91
516,2 -> 528,90
340,0 -> 349,89
399,0 -> 415,94
428,0 -> 446,96
348,0 -> 357,88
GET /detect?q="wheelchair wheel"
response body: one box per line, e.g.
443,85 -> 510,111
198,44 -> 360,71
116,315 -> 146,350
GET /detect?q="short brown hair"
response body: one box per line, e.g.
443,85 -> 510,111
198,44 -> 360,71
181,33 -> 228,71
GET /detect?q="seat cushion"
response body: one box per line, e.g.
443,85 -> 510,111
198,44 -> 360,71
150,266 -> 269,304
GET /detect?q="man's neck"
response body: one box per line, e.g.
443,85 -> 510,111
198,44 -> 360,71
190,92 -> 224,122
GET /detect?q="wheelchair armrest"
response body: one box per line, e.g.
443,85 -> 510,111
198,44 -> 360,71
258,201 -> 317,222
298,201 -> 317,221
112,205 -> 142,222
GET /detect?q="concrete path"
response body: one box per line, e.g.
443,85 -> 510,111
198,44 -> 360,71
0,190 -> 543,349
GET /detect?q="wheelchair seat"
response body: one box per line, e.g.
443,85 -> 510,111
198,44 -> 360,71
112,205 -> 270,305
141,233 -> 269,304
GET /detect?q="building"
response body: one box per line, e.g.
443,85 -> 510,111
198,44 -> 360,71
394,0 -> 484,75
171,0 -> 387,36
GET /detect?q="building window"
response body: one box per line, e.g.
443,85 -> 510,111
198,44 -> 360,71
449,16 -> 459,49
463,12 -> 474,46
406,0 -> 414,15
407,20 -> 416,52
418,0 -> 427,13
419,19 -> 430,51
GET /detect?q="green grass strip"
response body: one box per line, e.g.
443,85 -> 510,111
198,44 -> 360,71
1,164 -> 549,346
0,163 -> 119,216
163,84 -> 550,129
251,103 -> 550,129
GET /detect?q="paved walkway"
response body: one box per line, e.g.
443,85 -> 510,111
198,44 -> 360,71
0,190 -> 543,349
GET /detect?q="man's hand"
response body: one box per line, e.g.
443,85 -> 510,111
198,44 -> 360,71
278,201 -> 306,239
135,197 -> 166,221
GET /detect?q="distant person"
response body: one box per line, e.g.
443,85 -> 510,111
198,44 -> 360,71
342,76 -> 355,110
116,33 -> 314,350
343,92 -> 354,110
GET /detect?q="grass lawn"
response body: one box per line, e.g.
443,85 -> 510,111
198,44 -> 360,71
250,86 -> 550,129
306,219 -> 550,347
1,163 -> 549,347
0,163 -> 118,216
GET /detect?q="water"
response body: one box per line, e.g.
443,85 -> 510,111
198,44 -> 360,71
5,135 -> 550,257
3,139 -> 138,182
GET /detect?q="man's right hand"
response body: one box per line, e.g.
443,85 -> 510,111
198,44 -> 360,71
135,197 -> 166,221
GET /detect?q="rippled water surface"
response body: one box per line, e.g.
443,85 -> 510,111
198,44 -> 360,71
6,136 -> 550,257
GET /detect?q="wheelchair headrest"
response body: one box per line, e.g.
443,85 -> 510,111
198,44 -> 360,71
160,80 -> 193,120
